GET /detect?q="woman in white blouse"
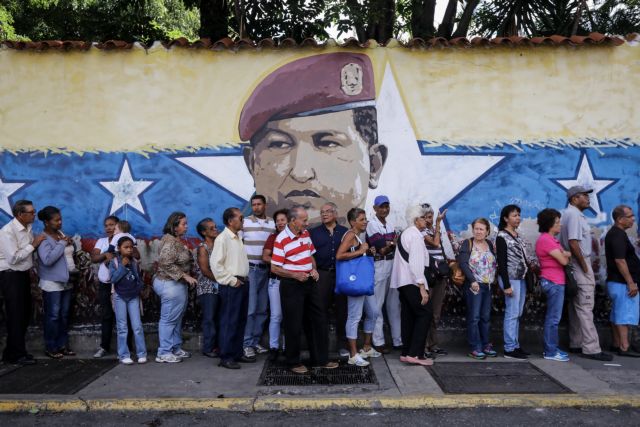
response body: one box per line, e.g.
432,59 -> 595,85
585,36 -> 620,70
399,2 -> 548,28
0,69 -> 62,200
390,204 -> 433,366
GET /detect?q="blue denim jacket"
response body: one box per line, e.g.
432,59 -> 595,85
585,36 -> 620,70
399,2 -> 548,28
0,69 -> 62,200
37,235 -> 70,283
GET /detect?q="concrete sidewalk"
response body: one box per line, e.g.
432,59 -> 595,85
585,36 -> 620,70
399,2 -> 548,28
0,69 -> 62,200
1,343 -> 640,412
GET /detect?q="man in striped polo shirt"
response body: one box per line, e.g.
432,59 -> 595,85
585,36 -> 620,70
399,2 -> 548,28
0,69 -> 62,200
241,195 -> 275,359
271,206 -> 339,374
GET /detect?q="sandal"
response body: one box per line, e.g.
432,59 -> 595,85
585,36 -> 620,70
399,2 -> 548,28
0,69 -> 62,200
45,350 -> 63,359
61,348 -> 76,356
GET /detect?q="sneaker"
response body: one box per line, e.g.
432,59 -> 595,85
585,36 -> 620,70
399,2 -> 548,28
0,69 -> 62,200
374,345 -> 391,354
581,352 -> 613,361
138,357 -> 147,364
120,357 -> 134,365
239,355 -> 257,363
155,354 -> 182,363
483,345 -> 497,357
504,350 -> 528,360
399,355 -> 409,363
557,349 -> 569,357
338,348 -> 350,358
517,347 -> 531,356
359,347 -> 382,359
243,347 -> 256,358
432,347 -> 448,356
93,347 -> 107,358
348,354 -> 370,367
543,351 -> 570,362
172,349 -> 191,359
468,351 -> 486,360
254,344 -> 269,354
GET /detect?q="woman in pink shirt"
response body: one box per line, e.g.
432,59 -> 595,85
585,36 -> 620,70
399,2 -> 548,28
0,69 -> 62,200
535,208 -> 572,362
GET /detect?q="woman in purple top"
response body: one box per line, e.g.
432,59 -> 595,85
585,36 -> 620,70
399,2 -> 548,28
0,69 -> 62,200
36,206 -> 75,359
535,208 -> 571,362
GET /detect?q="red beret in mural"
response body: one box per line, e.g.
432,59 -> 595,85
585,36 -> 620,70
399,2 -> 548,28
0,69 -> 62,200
239,52 -> 376,141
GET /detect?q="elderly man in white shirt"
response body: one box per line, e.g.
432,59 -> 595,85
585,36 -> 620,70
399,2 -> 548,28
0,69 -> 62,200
390,203 -> 432,366
0,200 -> 45,365
211,207 -> 251,369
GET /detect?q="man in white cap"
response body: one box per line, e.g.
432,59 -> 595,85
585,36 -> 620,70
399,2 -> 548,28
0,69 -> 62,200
560,185 -> 613,361
366,195 -> 402,352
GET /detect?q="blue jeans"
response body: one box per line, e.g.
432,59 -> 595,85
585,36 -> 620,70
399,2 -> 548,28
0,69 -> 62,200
346,294 -> 380,340
114,294 -> 147,360
42,289 -> 72,352
153,278 -> 188,356
243,265 -> 269,348
218,282 -> 250,362
465,283 -> 492,352
267,277 -> 283,349
499,278 -> 526,352
198,293 -> 219,353
541,278 -> 565,355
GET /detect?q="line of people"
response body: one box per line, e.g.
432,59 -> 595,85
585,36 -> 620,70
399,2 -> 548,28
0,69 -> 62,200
1,183 -> 638,370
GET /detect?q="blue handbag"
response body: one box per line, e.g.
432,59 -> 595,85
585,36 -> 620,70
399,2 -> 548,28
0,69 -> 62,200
335,255 -> 375,297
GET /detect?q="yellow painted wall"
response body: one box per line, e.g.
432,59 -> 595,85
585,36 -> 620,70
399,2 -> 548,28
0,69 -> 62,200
1,44 -> 638,153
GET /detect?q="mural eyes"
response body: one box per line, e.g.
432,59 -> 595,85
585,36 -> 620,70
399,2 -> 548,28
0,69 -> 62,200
314,138 -> 342,150
267,139 -> 293,150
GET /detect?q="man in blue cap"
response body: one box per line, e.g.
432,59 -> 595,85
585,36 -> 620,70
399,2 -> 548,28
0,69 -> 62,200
366,195 -> 402,352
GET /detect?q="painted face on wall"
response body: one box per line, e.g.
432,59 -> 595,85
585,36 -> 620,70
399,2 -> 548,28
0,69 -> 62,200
244,109 -> 386,224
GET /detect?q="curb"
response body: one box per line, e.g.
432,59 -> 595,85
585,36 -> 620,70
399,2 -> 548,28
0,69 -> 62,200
0,394 -> 639,412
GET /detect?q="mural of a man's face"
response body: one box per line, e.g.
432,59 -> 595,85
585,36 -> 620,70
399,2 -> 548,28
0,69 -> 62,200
244,109 -> 386,223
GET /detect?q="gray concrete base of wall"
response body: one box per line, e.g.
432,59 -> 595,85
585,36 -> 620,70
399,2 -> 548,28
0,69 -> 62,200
1,322 -> 625,355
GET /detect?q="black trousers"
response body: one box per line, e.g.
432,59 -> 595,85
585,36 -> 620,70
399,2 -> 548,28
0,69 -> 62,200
280,277 -> 329,367
0,270 -> 31,362
316,268 -> 348,346
218,283 -> 249,363
398,285 -> 432,358
98,282 -> 132,352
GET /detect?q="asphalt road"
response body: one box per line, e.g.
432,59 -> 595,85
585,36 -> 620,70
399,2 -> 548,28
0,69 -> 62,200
2,407 -> 639,426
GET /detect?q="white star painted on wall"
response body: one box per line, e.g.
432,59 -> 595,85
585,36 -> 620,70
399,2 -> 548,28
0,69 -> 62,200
99,159 -> 154,218
0,176 -> 26,216
554,153 -> 617,216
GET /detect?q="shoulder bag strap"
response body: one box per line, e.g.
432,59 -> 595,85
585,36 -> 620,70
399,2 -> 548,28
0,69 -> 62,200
397,231 -> 410,263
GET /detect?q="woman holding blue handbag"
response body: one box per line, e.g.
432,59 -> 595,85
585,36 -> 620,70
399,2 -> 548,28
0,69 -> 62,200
336,208 -> 380,367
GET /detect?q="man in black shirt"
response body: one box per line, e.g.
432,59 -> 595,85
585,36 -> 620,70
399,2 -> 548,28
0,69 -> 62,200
604,205 -> 640,357
309,202 -> 349,357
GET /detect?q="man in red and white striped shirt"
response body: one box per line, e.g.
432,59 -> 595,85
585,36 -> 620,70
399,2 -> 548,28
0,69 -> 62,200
271,206 -> 338,373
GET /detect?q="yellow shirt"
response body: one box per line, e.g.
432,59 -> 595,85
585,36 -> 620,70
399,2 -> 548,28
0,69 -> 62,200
210,227 -> 249,286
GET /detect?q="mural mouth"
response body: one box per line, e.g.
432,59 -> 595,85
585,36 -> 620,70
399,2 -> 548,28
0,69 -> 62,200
285,189 -> 320,199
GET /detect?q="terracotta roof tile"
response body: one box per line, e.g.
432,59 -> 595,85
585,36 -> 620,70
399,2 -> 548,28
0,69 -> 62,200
0,32 -> 630,52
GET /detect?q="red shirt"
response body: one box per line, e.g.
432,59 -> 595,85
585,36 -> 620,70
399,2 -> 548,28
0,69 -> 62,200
271,226 -> 316,273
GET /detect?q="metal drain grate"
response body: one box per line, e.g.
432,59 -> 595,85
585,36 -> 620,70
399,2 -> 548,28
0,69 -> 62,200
258,360 -> 378,386
0,359 -> 118,395
428,362 -> 572,394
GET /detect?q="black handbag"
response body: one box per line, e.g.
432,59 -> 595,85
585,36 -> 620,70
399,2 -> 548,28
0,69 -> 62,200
516,237 -> 537,293
564,264 -> 579,298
